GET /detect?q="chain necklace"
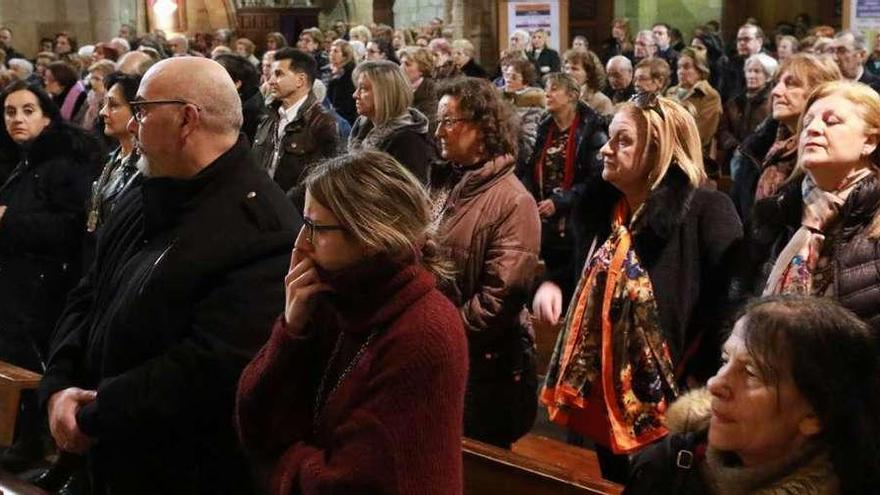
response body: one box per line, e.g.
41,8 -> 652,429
312,327 -> 381,433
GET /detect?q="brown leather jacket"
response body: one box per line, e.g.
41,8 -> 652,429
252,92 -> 339,208
433,155 -> 541,360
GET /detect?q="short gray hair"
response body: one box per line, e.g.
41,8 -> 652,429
8,58 -> 33,76
607,55 -> 633,73
745,53 -> 779,79
836,30 -> 867,51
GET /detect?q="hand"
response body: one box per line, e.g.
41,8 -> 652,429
532,281 -> 563,325
537,199 -> 556,218
47,387 -> 97,454
284,248 -> 331,332
0,205 -> 7,221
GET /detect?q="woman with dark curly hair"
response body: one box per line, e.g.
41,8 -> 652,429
627,295 -> 880,494
431,77 -> 541,448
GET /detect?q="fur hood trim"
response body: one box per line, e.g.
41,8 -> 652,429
666,388 -> 712,434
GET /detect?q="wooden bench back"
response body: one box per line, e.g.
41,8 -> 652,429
463,434 -> 623,495
0,360 -> 42,448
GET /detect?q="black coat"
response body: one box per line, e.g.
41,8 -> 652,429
520,100 -> 608,216
746,171 -> 880,330
529,47 -> 561,76
348,109 -> 437,184
551,167 -> 744,380
326,61 -> 357,124
38,137 -> 300,494
859,70 -> 880,95
461,58 -> 489,79
0,124 -> 102,372
240,86 -> 269,144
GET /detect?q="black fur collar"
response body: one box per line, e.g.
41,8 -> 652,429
23,124 -> 100,167
634,165 -> 696,241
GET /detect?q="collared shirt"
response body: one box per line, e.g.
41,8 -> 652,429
271,93 -> 309,178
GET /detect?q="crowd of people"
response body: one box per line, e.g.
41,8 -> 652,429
0,11 -> 880,495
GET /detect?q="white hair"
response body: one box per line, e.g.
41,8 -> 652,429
511,29 -> 530,45
168,33 -> 188,51
607,55 -> 633,72
350,40 -> 366,61
110,37 -> 131,53
745,52 -> 779,79
78,45 -> 95,58
8,58 -> 33,76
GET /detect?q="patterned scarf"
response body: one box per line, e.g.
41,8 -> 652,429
764,168 -> 875,296
541,200 -> 678,454
754,126 -> 798,201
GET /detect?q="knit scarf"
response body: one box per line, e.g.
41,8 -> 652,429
764,168 -> 874,296
541,200 -> 678,454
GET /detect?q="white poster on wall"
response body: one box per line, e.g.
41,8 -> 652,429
852,0 -> 880,31
507,1 -> 561,51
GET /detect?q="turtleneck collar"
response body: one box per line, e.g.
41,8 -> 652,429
315,254 -> 435,335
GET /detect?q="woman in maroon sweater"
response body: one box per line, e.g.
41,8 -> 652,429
235,149 -> 469,494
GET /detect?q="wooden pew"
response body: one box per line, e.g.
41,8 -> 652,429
463,434 -> 624,495
0,361 -> 41,448
0,360 -> 48,494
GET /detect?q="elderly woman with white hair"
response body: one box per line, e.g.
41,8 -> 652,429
349,60 -> 438,183
718,52 -> 778,171
452,39 -> 489,79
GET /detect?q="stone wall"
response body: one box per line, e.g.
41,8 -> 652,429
0,0 -> 137,59
393,0 -> 444,30
613,0 -> 722,43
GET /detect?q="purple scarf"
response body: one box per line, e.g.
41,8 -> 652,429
60,81 -> 86,122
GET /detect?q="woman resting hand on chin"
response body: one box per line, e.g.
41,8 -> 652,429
235,150 -> 468,495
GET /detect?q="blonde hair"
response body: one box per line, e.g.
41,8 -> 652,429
331,39 -> 354,66
305,150 -> 453,281
399,46 -> 434,77
777,53 -> 841,89
87,59 -> 116,77
451,39 -> 475,57
619,97 -> 707,189
353,60 -> 413,125
349,25 -> 372,44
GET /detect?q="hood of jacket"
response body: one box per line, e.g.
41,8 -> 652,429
349,107 -> 430,149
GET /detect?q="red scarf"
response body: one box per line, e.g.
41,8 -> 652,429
534,114 -> 579,196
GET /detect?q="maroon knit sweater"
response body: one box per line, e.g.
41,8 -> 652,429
235,261 -> 468,494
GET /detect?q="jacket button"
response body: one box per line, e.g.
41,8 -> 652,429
484,353 -> 493,360
291,143 -> 298,148
247,191 -> 256,199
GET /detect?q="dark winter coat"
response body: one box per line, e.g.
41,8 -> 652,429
551,167 -> 743,381
745,170 -> 880,330
460,58 -> 489,79
241,85 -> 269,145
326,61 -> 357,124
348,108 -> 437,184
252,92 -> 339,208
412,76 -> 438,133
38,137 -> 300,494
529,47 -> 562,76
0,124 -> 102,372
520,100 -> 608,217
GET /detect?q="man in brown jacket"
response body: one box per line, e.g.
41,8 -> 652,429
252,48 -> 339,209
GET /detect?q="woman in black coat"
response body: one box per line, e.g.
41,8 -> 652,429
519,74 -> 607,293
0,80 -> 101,470
326,39 -> 357,125
533,95 -> 742,483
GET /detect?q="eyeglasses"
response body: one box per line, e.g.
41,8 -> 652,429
302,216 -> 346,244
438,117 -> 470,130
129,98 -> 201,123
630,90 -> 665,120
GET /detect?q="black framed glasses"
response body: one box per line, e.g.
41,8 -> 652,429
302,216 -> 346,244
129,98 -> 201,123
630,91 -> 665,120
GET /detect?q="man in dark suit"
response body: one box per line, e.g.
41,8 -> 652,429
39,56 -> 300,494
831,30 -> 880,94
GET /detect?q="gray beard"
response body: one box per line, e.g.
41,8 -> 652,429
135,154 -> 152,178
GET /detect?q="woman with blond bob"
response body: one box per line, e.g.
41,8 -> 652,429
749,81 -> 880,329
399,46 -> 438,130
534,95 -> 742,483
349,60 -> 437,182
236,150 -> 468,495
